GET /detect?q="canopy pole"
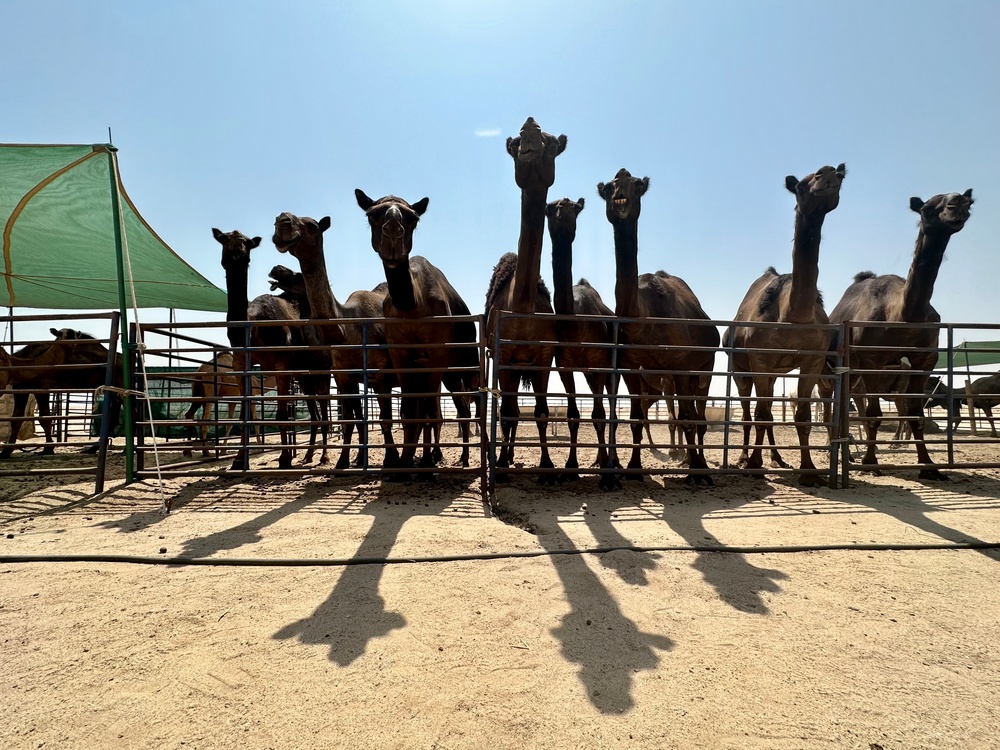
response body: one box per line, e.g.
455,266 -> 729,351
107,145 -> 135,482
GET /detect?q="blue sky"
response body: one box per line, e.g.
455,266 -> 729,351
3,1 -> 998,348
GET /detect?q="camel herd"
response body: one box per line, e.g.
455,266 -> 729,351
0,117 -> 986,488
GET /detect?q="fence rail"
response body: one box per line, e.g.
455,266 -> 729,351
2,312 -> 998,502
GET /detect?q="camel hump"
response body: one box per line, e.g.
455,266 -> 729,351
654,270 -> 671,279
764,266 -> 779,276
853,271 -> 877,283
485,252 -> 518,313
576,277 -> 593,288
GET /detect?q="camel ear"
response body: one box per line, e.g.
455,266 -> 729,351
505,136 -> 517,158
250,237 -> 262,249
355,189 -> 375,212
638,176 -> 650,196
212,228 -> 225,243
836,163 -> 847,178
412,197 -> 429,216
553,134 -> 568,156
319,216 -> 331,232
575,198 -> 585,213
49,327 -> 60,338
545,202 -> 557,219
910,197 -> 925,213
785,175 -> 799,194
963,188 -> 974,203
597,182 -> 609,199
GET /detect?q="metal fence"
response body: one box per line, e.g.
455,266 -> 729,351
2,312 -> 997,502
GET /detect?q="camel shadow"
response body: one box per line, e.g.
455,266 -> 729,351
826,473 -> 1000,564
273,474 -> 483,667
656,478 -> 788,614
540,522 -> 674,714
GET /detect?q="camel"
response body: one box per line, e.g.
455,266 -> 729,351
727,163 -> 846,486
271,213 -> 398,471
180,351 -> 277,458
1,328 -> 122,458
919,373 -> 1000,437
214,228 -> 327,471
485,117 -> 566,484
354,190 -> 480,472
597,168 -> 719,486
827,189 -> 974,479
545,196 -> 617,482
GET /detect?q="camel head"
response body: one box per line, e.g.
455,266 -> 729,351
597,168 -> 649,224
785,163 -> 846,217
506,117 -> 567,191
910,189 -> 974,235
545,197 -> 585,242
271,213 -> 331,261
267,264 -> 306,296
355,190 -> 429,270
212,229 -> 262,272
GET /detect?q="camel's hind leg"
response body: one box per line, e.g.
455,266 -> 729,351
733,374 -> 754,470
494,370 -> 520,481
559,368 -> 581,481
794,363 -> 824,487
678,374 -> 712,486
747,375 -> 777,474
530,369 -> 559,486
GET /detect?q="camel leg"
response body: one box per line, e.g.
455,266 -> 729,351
275,375 -> 295,470
531,369 -> 559,486
794,366 -> 823,487
747,376 -> 776,475
334,382 -> 360,471
495,369 -> 520,482
733,374 -> 754,470
678,375 -> 712,486
559,368 -> 581,481
899,375 -> 947,481
378,391 -> 398,468
622,373 -> 650,481
36,393 -> 57,454
856,388 -> 883,473
982,406 -> 998,438
1,391 -> 35,459
449,390 -> 472,468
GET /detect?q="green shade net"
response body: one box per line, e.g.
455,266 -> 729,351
1,143 -> 226,311
936,341 -> 1000,371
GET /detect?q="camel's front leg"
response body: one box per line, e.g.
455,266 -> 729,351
733,374 -> 754,469
794,365 -> 824,487
495,369 -> 520,480
559,368 -> 581,481
530,369 -> 559,486
678,375 -> 712,487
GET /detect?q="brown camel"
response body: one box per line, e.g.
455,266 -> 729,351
827,189 -> 974,479
545,196 -> 617,483
1,328 -> 122,458
485,117 -> 566,484
215,228 -> 327,471
597,168 -> 719,486
271,213 -> 398,470
727,163 -> 846,486
355,190 -> 480,472
180,351 -> 277,458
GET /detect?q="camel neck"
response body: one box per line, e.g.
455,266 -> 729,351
383,261 -> 418,313
511,190 -> 547,312
901,229 -> 950,320
297,245 -> 345,321
550,233 -> 575,315
787,208 -> 825,322
224,263 -> 250,349
612,221 -> 641,318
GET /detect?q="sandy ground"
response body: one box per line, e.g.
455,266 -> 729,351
2,424 -> 1000,749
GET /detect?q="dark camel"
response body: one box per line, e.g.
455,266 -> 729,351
597,168 -> 719,486
1,328 -> 122,458
215,228 -> 328,471
727,163 -> 846,485
271,213 -> 398,470
545,196 -> 617,484
485,117 -> 566,484
355,190 -> 480,472
827,189 -> 974,479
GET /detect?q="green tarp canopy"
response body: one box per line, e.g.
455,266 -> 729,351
1,143 -> 226,311
936,341 -> 1000,371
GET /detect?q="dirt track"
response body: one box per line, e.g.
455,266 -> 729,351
2,431 -> 1000,749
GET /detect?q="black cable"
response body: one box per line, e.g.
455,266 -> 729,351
2,540 -> 998,568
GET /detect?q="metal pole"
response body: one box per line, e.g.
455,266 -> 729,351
106,146 -> 134,482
